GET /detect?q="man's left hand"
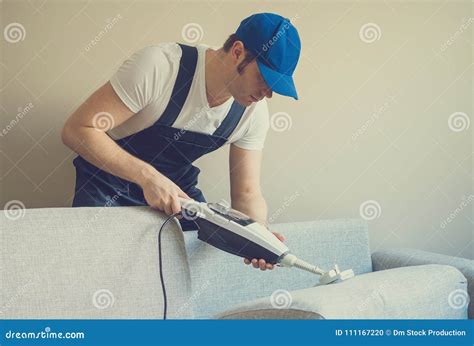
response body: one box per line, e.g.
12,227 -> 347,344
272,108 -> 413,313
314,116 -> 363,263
243,231 -> 286,270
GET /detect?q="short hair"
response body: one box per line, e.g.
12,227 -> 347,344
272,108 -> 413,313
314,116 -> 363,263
223,34 -> 256,74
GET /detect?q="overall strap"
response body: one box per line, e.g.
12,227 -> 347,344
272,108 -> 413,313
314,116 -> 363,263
157,44 -> 198,126
212,101 -> 246,139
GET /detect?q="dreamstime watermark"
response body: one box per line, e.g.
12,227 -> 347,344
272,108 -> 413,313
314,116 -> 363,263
0,102 -> 34,137
268,190 -> 300,224
448,289 -> 469,310
270,289 -> 292,309
4,22 -> 26,43
357,280 -> 389,312
359,23 -> 381,43
83,191 -> 122,230
261,14 -> 300,52
4,326 -> 85,340
181,23 -> 203,44
176,280 -> 211,317
3,200 -> 26,221
85,14 -> 122,52
351,95 -> 397,142
173,106 -> 207,141
92,111 -> 115,132
270,112 -> 292,132
359,200 -> 381,221
92,289 -> 115,309
440,194 -> 473,230
0,280 -> 34,316
448,112 -> 470,132
437,17 -> 473,54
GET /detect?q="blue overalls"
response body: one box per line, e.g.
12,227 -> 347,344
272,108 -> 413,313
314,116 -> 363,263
71,44 -> 246,231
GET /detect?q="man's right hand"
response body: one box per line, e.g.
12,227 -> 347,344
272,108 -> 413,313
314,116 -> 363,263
140,169 -> 191,216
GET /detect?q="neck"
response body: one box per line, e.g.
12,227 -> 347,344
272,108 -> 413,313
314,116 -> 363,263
205,48 -> 232,108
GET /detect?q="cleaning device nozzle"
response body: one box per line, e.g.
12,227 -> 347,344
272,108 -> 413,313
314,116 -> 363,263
279,253 -> 354,285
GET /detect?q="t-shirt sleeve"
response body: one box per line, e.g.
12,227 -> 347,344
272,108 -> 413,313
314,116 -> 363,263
109,46 -> 165,113
232,99 -> 270,151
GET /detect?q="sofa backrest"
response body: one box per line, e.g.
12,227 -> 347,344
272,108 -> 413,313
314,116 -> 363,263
183,218 -> 371,318
1,206 -> 192,319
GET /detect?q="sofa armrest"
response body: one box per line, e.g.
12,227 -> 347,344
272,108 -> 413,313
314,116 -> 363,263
371,248 -> 473,319
216,264 -> 468,319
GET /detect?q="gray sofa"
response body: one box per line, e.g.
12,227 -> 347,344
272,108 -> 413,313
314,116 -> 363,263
1,206 -> 471,319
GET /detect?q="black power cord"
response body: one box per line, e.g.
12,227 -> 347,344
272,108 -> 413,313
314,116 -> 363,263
158,212 -> 182,320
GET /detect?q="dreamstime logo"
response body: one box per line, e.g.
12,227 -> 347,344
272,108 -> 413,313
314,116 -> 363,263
0,102 -> 34,137
92,112 -> 115,132
268,190 -> 300,224
0,281 -> 34,315
448,289 -> 469,310
437,17 -> 473,54
270,289 -> 292,309
357,280 -> 389,312
448,112 -> 470,132
440,194 -> 474,230
85,14 -> 122,52
351,94 -> 397,142
181,23 -> 203,44
92,289 -> 115,309
176,280 -> 211,317
359,200 -> 381,220
4,22 -> 26,43
270,112 -> 292,132
83,191 -> 122,230
3,200 -> 26,221
181,199 -> 205,221
261,14 -> 300,52
359,23 -> 381,43
173,106 -> 206,141
4,326 -> 85,340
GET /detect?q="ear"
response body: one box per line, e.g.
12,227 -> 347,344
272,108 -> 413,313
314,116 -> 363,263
230,40 -> 245,64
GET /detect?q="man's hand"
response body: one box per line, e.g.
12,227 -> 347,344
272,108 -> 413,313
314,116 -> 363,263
139,166 -> 190,215
243,231 -> 286,271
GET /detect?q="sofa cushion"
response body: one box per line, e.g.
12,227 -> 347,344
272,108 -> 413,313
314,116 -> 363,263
216,264 -> 468,319
372,247 -> 474,319
1,206 -> 193,319
183,218 -> 371,318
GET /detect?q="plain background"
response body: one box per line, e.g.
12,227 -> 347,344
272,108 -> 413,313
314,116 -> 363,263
1,0 -> 472,259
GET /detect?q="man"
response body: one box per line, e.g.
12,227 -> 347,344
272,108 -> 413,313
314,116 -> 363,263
62,13 -> 301,271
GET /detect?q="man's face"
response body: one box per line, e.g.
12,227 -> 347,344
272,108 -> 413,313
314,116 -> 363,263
227,59 -> 273,106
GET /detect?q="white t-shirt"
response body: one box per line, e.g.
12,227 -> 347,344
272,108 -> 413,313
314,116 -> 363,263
108,43 -> 269,150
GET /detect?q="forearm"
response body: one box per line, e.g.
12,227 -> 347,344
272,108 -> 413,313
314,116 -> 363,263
62,125 -> 159,187
231,192 -> 268,227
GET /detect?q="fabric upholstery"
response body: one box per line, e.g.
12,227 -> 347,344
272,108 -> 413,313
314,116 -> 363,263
217,264 -> 468,319
1,206 -> 192,319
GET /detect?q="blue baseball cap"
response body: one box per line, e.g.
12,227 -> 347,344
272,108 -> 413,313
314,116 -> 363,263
235,13 -> 301,100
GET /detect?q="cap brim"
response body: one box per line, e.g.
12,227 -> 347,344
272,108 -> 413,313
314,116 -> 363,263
256,60 -> 298,100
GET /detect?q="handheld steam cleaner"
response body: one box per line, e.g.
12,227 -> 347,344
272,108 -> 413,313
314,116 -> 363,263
157,198 -> 355,319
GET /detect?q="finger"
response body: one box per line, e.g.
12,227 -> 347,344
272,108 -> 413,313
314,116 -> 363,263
178,190 -> 191,199
273,232 -> 286,242
163,203 -> 171,216
251,259 -> 259,268
244,258 -> 251,265
266,263 -> 273,270
170,197 -> 181,215
150,203 -> 161,211
259,259 -> 266,270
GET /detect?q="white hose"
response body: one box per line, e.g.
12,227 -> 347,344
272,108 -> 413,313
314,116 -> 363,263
279,253 -> 325,275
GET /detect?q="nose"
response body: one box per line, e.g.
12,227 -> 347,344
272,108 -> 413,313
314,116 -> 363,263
263,88 -> 272,99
